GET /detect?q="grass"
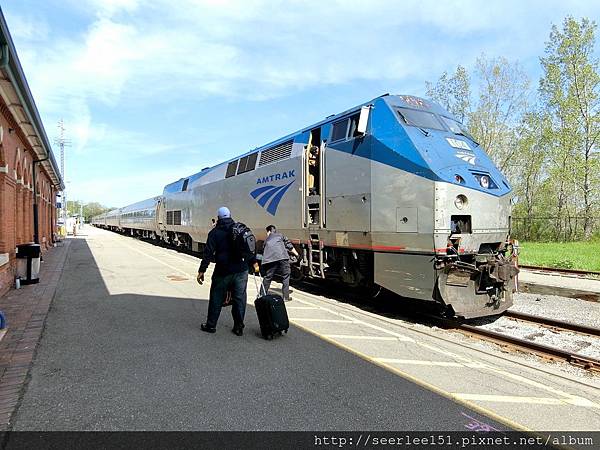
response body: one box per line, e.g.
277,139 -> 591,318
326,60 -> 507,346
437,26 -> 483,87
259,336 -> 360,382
518,241 -> 600,272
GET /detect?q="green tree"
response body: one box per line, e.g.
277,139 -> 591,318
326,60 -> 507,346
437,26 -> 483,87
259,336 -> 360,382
511,112 -> 553,240
469,55 -> 531,176
83,202 -> 111,222
66,200 -> 83,217
539,16 -> 600,239
66,200 -> 111,222
425,56 -> 531,179
425,65 -> 471,122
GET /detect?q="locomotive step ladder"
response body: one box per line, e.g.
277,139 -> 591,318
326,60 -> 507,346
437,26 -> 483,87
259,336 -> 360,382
306,195 -> 320,226
307,234 -> 325,278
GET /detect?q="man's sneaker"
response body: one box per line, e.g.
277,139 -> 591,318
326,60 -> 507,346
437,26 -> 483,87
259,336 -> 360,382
232,324 -> 244,336
201,323 -> 216,333
285,296 -> 293,302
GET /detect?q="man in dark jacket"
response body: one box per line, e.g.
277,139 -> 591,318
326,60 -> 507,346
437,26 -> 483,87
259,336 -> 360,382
197,207 -> 258,335
261,225 -> 299,302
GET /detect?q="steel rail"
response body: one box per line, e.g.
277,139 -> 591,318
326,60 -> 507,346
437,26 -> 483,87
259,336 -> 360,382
504,310 -> 600,337
457,324 -> 600,373
519,264 -> 600,277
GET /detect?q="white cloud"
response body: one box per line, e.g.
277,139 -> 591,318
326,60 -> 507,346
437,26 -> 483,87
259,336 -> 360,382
6,0 -> 600,206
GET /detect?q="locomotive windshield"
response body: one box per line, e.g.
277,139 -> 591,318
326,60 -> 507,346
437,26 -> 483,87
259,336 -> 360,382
440,116 -> 476,141
396,107 -> 445,131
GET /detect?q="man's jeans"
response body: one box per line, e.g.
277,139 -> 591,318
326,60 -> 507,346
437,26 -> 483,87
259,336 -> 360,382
261,259 -> 291,301
206,271 -> 248,328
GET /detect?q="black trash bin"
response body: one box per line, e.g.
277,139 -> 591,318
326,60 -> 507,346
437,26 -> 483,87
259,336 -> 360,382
16,244 -> 41,285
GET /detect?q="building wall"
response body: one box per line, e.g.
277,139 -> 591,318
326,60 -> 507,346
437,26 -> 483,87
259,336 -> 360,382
0,100 -> 57,297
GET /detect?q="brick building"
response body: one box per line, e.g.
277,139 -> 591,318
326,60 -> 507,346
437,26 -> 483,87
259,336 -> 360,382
0,10 -> 63,297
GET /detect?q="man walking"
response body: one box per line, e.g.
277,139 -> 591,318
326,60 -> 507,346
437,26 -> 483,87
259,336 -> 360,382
261,225 -> 299,302
197,207 -> 258,336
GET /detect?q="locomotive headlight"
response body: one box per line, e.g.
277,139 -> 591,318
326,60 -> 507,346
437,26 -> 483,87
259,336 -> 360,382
479,175 -> 490,189
454,195 -> 468,210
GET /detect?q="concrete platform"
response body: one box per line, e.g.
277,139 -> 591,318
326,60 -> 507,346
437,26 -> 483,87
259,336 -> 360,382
518,269 -> 600,302
8,226 -> 509,431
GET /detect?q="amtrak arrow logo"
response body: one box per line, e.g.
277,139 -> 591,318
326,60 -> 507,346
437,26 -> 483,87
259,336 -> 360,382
250,180 -> 295,216
455,150 -> 476,165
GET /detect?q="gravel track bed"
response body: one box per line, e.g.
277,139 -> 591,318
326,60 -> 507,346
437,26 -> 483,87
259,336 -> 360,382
510,292 -> 600,329
466,292 -> 600,361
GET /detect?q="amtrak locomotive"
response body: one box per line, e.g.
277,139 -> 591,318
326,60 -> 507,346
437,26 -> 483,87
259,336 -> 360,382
92,94 -> 518,318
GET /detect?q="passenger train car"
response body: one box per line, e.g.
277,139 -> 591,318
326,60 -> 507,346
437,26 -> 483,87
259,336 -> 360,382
93,94 -> 518,318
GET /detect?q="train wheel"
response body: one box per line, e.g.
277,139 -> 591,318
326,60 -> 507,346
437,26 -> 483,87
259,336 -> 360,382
290,265 -> 304,282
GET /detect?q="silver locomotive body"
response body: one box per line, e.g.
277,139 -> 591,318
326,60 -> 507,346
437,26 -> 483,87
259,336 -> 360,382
93,94 -> 517,318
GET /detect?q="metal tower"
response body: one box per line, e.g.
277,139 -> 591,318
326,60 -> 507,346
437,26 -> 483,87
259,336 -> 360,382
54,120 -> 71,229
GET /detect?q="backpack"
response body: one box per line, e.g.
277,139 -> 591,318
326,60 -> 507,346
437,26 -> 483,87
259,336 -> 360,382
230,222 -> 256,261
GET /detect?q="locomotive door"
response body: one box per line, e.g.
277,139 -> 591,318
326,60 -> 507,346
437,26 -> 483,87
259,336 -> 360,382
304,127 -> 325,228
155,197 -> 166,234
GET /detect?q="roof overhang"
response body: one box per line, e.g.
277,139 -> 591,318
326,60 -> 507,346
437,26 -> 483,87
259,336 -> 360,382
0,7 -> 64,190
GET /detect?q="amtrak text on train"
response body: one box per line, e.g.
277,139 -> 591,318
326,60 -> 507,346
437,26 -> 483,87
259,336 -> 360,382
256,170 -> 296,184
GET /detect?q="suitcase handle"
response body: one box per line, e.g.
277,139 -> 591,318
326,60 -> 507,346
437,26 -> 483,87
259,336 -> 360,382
253,273 -> 267,298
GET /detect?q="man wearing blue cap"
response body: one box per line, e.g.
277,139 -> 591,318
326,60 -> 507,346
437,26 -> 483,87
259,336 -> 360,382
197,206 -> 258,336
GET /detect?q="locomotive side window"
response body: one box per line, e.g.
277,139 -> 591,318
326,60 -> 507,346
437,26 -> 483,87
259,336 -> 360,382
331,112 -> 363,142
225,160 -> 238,178
237,152 -> 258,175
331,119 -> 348,142
396,107 -> 445,131
347,113 -> 363,138
247,152 -> 258,171
237,155 -> 249,174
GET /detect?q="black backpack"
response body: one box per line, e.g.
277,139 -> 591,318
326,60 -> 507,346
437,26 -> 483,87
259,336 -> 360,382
230,222 -> 256,261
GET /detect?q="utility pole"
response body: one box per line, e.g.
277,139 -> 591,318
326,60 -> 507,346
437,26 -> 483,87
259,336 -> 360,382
54,120 -> 71,235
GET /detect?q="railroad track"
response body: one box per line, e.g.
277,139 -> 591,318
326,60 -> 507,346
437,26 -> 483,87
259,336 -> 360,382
456,313 -> 600,373
519,264 -> 600,278
504,310 -> 600,337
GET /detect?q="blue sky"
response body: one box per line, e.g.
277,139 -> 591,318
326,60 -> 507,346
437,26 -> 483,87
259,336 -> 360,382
3,0 -> 600,207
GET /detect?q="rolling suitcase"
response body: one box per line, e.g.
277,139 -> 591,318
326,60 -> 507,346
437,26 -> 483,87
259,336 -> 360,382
253,274 -> 289,340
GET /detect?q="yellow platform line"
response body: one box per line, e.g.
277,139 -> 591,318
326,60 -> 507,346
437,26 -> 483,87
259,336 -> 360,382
291,318 -> 352,323
420,340 -> 600,406
290,320 -> 530,432
286,306 -> 320,310
453,394 -> 600,408
324,335 -> 399,341
293,297 -> 415,342
375,358 -> 465,367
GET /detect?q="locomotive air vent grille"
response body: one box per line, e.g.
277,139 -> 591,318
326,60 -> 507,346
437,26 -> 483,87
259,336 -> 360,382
259,140 -> 293,166
166,210 -> 182,225
173,210 -> 182,226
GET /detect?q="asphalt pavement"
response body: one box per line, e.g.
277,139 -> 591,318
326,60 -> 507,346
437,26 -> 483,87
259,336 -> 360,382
11,228 -> 506,431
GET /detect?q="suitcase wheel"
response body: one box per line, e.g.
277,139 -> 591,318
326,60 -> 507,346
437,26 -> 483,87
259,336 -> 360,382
284,329 -> 288,334
266,334 -> 273,340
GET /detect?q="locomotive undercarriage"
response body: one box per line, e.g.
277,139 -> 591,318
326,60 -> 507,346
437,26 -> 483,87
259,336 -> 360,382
97,222 -> 517,318
316,248 -> 373,288
294,241 -> 518,319
434,251 -> 519,318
